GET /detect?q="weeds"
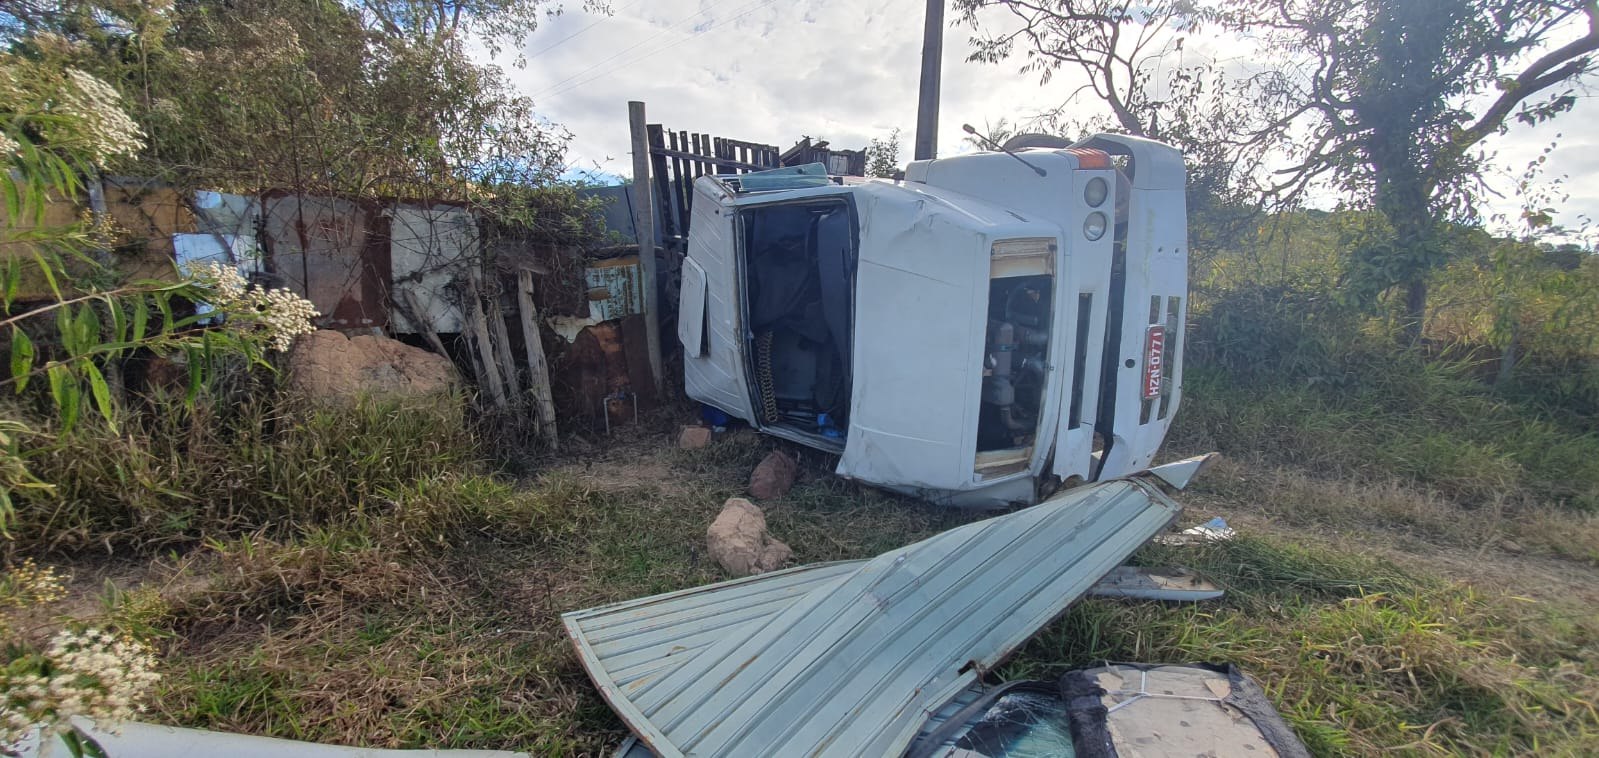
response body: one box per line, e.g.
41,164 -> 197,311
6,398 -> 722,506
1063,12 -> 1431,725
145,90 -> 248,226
7,429 -> 1596,757
1173,358 -> 1599,512
1182,458 -> 1599,564
7,392 -> 477,554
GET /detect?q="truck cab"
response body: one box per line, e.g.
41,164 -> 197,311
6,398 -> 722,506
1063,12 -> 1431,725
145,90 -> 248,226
679,134 -> 1187,507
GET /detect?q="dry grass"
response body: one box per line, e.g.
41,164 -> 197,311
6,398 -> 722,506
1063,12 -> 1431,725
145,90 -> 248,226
9,417 -> 1599,756
1181,455 -> 1599,567
37,428 -> 972,755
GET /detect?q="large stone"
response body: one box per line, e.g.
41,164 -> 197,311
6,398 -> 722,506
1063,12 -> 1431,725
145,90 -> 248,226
749,450 -> 798,500
286,330 -> 458,401
706,498 -> 793,577
678,425 -> 713,449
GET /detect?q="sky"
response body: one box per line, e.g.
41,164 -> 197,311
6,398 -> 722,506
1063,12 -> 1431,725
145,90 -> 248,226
485,0 -> 1598,245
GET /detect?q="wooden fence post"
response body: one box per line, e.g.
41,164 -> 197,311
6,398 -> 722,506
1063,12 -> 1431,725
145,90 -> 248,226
517,267 -> 558,449
628,101 -> 665,397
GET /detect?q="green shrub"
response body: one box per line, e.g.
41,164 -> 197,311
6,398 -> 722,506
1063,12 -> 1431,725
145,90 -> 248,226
8,391 -> 479,553
1187,281 -> 1365,385
1175,355 -> 1599,510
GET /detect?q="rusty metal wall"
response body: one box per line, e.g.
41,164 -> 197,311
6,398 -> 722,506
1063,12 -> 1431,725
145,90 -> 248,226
261,194 -> 391,330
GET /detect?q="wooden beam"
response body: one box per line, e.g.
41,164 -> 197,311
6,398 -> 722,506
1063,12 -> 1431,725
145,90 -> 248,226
646,146 -> 770,173
484,276 -> 521,405
517,268 -> 558,450
464,266 -> 508,408
397,288 -> 449,359
628,101 -> 665,397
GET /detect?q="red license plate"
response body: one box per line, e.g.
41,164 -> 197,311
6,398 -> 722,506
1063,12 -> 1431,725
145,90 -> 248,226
1143,325 -> 1165,399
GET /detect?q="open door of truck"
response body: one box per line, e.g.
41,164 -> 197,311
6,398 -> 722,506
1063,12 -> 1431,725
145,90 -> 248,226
680,178 -> 757,423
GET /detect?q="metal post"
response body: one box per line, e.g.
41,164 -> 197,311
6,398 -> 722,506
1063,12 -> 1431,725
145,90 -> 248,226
628,101 -> 665,396
913,0 -> 945,161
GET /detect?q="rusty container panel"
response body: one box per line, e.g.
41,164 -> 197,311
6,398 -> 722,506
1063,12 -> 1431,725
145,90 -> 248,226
102,178 -> 195,282
262,194 -> 390,329
585,255 -> 642,322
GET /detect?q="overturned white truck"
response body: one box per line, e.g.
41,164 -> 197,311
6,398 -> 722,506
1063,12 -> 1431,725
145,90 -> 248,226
679,134 -> 1188,506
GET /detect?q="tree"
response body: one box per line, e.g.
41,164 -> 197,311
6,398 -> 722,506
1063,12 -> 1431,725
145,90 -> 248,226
956,1 -> 1274,264
960,0 -> 1599,341
866,128 -> 901,178
3,0 -> 589,203
352,0 -> 597,57
1233,0 -> 1599,340
957,1 -> 1209,139
960,117 -> 1015,150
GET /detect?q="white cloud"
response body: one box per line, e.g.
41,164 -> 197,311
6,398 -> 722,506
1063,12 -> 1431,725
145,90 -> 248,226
488,0 -> 1598,242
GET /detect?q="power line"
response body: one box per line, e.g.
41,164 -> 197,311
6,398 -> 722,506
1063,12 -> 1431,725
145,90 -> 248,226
537,0 -> 783,101
531,0 -> 744,98
525,0 -> 647,61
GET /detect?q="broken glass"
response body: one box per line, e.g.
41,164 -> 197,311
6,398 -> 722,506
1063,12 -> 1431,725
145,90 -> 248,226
942,691 -> 1075,758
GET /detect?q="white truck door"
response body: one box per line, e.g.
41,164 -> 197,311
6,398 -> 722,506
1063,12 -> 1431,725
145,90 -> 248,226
837,187 -> 989,494
681,177 -> 757,423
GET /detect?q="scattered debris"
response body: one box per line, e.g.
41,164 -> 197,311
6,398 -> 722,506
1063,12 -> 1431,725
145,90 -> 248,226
1154,516 -> 1236,546
748,450 -> 797,499
677,425 -> 713,450
1068,663 -> 1311,758
899,663 -> 1310,758
565,475 -> 1182,757
286,330 -> 457,401
705,498 -> 792,577
1087,565 -> 1224,602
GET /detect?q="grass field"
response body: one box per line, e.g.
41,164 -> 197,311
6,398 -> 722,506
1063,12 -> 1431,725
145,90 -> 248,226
9,396 -> 1599,756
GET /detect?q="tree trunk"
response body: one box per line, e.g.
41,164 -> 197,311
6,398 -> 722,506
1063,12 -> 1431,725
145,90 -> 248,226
1372,164 -> 1434,346
1402,277 -> 1428,345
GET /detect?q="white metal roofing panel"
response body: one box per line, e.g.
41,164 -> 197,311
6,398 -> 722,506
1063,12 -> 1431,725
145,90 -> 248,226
565,476 -> 1180,758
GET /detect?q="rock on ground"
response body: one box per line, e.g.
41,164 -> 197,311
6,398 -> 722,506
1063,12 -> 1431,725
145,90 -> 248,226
706,498 -> 793,577
749,450 -> 798,500
287,330 -> 458,401
678,426 -> 713,449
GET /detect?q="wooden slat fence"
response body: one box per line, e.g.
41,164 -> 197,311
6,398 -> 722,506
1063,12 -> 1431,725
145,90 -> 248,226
645,124 -> 781,248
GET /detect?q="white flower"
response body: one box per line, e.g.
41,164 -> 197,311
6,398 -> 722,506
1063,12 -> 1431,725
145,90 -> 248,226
1,629 -> 159,746
49,69 -> 145,163
189,263 -> 319,352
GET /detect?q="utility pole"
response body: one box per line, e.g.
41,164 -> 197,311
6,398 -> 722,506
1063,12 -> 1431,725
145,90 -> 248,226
914,0 -> 945,161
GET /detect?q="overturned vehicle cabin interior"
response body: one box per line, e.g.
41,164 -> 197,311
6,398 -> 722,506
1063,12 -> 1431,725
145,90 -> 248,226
680,135 -> 1188,507
742,198 -> 855,443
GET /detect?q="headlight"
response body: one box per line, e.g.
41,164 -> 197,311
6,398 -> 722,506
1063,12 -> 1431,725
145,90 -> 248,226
1084,177 -> 1109,207
1084,212 -> 1108,241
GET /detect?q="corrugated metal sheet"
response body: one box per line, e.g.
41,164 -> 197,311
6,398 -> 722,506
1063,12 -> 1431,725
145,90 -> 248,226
565,477 -> 1180,758
616,687 -> 982,758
